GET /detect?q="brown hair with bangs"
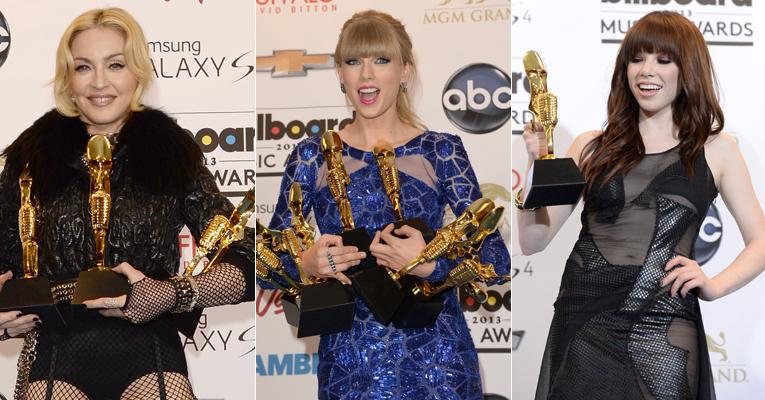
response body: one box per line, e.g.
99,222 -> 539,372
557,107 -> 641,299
335,10 -> 425,130
580,11 -> 724,193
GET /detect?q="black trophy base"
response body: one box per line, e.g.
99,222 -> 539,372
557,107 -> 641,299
170,308 -> 203,339
349,267 -> 404,326
71,269 -> 130,321
282,280 -> 355,338
0,276 -> 67,330
524,158 -> 586,209
341,227 -> 404,325
392,218 -> 435,244
392,275 -> 444,329
340,228 -> 376,276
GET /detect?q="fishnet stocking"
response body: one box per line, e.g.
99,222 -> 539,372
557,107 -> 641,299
121,372 -> 195,400
24,372 -> 195,399
25,380 -> 88,400
122,263 -> 246,324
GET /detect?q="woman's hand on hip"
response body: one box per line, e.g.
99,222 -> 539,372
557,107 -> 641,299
661,255 -> 722,301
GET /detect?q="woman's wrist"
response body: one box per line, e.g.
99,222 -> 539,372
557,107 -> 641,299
122,277 -> 176,324
411,261 -> 436,278
169,275 -> 200,313
705,276 -> 726,301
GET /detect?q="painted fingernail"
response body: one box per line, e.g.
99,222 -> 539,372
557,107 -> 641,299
33,317 -> 40,322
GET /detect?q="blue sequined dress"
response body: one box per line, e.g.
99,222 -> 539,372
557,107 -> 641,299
265,131 -> 509,400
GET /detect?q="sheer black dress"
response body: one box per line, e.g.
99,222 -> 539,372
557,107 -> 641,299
536,146 -> 717,400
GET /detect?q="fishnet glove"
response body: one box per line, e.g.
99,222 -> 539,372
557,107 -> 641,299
121,263 -> 246,324
194,262 -> 246,308
122,277 -> 175,324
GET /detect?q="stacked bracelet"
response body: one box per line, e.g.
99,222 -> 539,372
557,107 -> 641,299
169,275 -> 200,313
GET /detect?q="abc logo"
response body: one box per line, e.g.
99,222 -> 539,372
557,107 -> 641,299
694,204 -> 722,266
442,63 -> 511,134
0,11 -> 10,68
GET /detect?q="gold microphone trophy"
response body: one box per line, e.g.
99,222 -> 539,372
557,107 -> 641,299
520,50 -> 585,208
374,144 -> 436,243
71,136 -> 130,310
371,144 -> 443,326
0,166 -> 67,329
170,187 -> 255,338
393,205 -> 510,328
321,131 -> 404,325
384,197 -> 497,328
203,187 -> 255,272
276,183 -> 356,338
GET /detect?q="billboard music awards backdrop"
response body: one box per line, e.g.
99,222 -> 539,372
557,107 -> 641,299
0,1 -> 255,399
256,0 -> 511,398
511,0 -> 765,399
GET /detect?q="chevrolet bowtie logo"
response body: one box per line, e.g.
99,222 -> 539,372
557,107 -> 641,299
257,50 -> 335,77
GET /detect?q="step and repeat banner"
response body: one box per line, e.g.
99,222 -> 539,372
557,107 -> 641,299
511,1 -> 763,399
256,1 -> 511,399
0,2 -> 255,399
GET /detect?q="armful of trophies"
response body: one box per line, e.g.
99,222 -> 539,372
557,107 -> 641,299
256,182 -> 356,338
257,131 -> 510,336
169,186 -> 255,339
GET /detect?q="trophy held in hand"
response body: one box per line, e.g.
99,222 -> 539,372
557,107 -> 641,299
387,197 -> 496,328
71,136 -> 130,315
272,183 -> 355,338
520,50 -> 585,209
373,144 -> 435,243
321,131 -> 403,325
0,166 -> 67,330
171,187 -> 255,338
395,205 -> 510,328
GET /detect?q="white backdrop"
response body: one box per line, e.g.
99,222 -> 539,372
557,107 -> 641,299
0,2 -> 255,399
511,1 -> 764,399
256,0 -> 511,399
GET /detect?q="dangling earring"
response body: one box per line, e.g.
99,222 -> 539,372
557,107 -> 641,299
340,83 -> 346,94
400,82 -> 407,93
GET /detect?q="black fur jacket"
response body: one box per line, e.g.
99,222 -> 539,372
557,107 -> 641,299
0,109 -> 254,301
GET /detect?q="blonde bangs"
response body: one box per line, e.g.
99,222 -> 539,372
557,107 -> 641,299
335,18 -> 403,65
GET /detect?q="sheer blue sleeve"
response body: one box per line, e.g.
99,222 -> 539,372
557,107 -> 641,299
428,133 -> 510,282
257,137 -> 321,289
